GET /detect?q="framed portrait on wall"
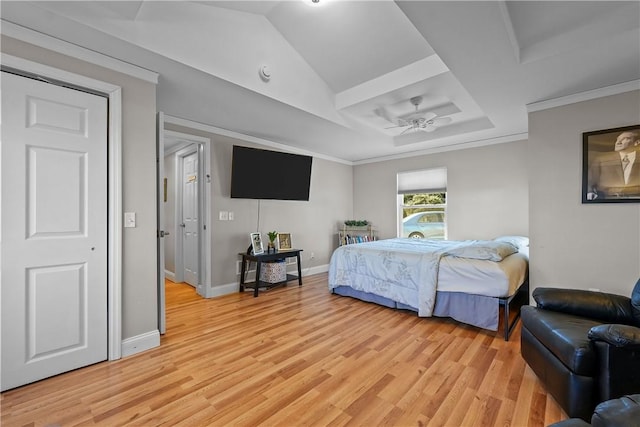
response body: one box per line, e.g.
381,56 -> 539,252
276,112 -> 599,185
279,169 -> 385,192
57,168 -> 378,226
277,233 -> 292,250
250,232 -> 264,255
582,124 -> 640,203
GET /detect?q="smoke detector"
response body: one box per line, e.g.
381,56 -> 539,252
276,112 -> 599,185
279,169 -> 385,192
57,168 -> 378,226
259,65 -> 271,81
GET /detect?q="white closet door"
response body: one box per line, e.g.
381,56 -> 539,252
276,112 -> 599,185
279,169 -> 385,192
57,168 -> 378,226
1,72 -> 108,391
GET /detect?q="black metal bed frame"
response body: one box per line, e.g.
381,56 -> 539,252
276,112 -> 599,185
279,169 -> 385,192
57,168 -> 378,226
498,276 -> 530,341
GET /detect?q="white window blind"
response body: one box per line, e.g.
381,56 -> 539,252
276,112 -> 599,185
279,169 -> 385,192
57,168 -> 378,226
397,167 -> 447,194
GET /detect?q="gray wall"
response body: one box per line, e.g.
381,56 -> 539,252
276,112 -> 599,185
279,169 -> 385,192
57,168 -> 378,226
165,124 -> 354,289
528,90 -> 640,296
352,141 -> 529,241
2,36 -> 159,340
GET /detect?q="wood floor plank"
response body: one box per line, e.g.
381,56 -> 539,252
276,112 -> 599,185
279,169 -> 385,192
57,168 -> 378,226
1,274 -> 568,426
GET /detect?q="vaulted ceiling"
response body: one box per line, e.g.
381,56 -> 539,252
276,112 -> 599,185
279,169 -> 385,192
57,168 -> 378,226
2,1 -> 639,163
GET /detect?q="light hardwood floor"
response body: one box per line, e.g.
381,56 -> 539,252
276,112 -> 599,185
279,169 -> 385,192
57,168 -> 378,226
1,273 -> 568,426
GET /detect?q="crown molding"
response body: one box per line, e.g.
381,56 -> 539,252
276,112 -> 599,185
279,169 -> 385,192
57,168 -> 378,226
527,80 -> 640,113
353,132 -> 528,165
1,20 -> 158,84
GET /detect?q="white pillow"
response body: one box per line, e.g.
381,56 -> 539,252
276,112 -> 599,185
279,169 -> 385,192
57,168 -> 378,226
446,241 -> 518,262
494,235 -> 529,250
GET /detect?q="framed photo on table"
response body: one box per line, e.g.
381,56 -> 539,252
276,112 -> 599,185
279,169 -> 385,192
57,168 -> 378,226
250,232 -> 264,255
582,124 -> 640,203
277,233 -> 292,250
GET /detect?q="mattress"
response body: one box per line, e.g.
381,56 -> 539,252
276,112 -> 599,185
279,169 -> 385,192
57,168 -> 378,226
438,249 -> 528,297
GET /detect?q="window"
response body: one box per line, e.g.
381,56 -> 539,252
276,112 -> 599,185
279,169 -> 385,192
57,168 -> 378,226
397,168 -> 447,239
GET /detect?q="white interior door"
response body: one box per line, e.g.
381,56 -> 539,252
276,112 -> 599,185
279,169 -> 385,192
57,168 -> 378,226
1,72 -> 108,391
156,112 -> 166,334
181,150 -> 199,287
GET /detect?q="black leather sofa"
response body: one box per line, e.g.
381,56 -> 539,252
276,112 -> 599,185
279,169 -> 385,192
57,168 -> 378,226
548,394 -> 640,427
521,279 -> 640,421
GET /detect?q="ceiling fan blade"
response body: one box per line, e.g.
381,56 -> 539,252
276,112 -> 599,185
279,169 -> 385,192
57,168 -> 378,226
422,112 -> 438,121
399,126 -> 414,135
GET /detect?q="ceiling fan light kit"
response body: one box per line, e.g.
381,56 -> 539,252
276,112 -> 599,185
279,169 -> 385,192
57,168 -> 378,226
380,95 -> 453,134
306,0 -> 324,7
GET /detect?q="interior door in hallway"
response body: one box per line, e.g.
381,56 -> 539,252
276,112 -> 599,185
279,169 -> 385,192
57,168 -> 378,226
182,150 -> 199,287
1,71 -> 108,391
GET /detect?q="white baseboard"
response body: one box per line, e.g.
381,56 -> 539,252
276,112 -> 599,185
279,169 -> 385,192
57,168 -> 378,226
121,330 -> 160,357
208,281 -> 239,298
212,263 -> 329,298
164,270 -> 176,282
300,263 -> 329,277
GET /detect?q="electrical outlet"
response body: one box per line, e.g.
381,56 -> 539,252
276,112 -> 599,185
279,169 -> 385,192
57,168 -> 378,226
310,252 -> 315,259
228,211 -> 234,221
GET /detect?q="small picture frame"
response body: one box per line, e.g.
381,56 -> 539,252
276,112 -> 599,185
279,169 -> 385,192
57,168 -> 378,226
277,233 -> 292,250
582,125 -> 640,203
250,232 -> 264,255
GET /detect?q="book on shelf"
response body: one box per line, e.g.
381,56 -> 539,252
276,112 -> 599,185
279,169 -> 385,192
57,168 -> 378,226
341,234 -> 377,245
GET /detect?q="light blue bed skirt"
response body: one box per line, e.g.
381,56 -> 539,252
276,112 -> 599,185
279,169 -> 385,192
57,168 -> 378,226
332,286 -> 500,331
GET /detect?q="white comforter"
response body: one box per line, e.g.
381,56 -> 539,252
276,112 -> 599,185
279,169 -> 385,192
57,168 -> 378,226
328,238 -> 519,317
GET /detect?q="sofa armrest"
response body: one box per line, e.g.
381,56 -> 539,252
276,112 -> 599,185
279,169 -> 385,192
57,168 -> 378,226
591,337 -> 640,401
532,288 -> 634,324
591,394 -> 640,427
547,419 -> 590,427
588,324 -> 640,348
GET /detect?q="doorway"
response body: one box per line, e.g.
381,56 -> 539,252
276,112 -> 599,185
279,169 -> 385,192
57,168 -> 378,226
157,122 -> 212,334
164,139 -> 204,288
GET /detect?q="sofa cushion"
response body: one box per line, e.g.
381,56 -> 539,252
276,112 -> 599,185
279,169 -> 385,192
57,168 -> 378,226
521,306 -> 602,376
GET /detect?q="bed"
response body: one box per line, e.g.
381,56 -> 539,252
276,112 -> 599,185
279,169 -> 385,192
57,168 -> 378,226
328,237 -> 529,340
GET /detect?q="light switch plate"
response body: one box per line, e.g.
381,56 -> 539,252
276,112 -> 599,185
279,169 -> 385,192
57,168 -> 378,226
124,212 -> 136,228
228,211 -> 234,221
219,211 -> 229,221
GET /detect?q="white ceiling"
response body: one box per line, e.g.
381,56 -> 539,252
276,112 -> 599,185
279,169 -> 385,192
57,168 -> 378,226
2,1 -> 639,163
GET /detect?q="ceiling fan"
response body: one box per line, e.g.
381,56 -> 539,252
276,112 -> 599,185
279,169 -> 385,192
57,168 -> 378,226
378,96 -> 452,134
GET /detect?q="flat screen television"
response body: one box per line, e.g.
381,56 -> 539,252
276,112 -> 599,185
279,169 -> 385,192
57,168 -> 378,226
230,145 -> 313,201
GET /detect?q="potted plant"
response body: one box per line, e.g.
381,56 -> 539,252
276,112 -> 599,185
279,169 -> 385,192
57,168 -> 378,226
267,231 -> 278,253
344,220 -> 369,230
